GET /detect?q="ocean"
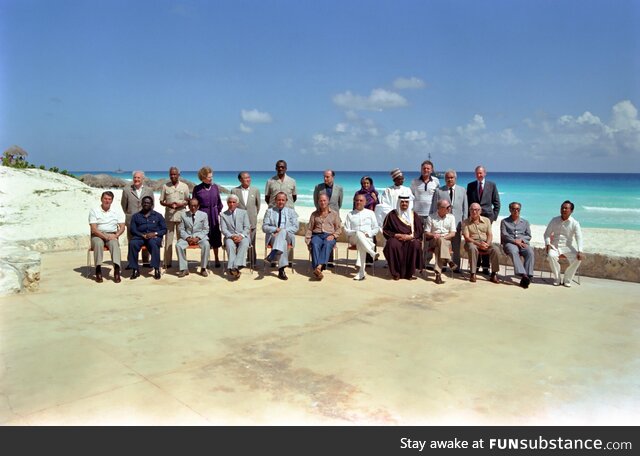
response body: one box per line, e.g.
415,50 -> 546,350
72,170 -> 640,231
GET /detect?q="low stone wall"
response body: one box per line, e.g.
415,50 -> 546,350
0,245 -> 42,296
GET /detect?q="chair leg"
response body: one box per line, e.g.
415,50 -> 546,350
86,249 -> 92,278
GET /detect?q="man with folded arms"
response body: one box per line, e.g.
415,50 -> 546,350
305,193 -> 342,281
127,196 -> 166,280
343,194 -> 380,281
220,194 -> 251,279
543,200 -> 584,287
424,199 -> 457,284
89,191 -> 126,283
159,167 -> 190,269
262,192 -> 299,280
462,202 -> 500,284
501,201 -> 535,288
176,198 -> 210,278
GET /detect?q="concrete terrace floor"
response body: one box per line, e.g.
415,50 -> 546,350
1,240 -> 639,425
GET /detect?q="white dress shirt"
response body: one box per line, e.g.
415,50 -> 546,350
425,212 -> 456,235
89,205 -> 125,232
344,208 -> 380,238
543,215 -> 583,253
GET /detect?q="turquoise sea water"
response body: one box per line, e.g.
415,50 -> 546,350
72,171 -> 640,231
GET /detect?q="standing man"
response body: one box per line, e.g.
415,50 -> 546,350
343,194 -> 380,281
466,165 -> 500,274
313,169 -> 344,212
501,202 -> 535,289
121,170 -> 154,267
382,195 -> 423,281
159,167 -> 190,270
176,198 -> 210,278
88,191 -> 126,283
462,203 -> 500,284
543,200 -> 584,287
424,199 -> 457,284
127,196 -> 166,280
231,171 -> 261,264
375,168 -> 414,226
220,195 -> 251,279
411,160 -> 440,267
265,159 -> 297,209
431,169 -> 468,270
263,192 -> 299,280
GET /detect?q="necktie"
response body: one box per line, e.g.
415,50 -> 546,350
478,181 -> 484,199
449,187 -> 453,203
277,209 -> 282,228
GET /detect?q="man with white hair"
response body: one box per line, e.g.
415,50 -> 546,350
121,170 -> 154,267
431,169 -> 468,270
424,199 -> 457,284
176,198 -> 210,277
262,192 -> 299,280
344,194 -> 380,281
462,202 -> 500,284
220,194 -> 251,279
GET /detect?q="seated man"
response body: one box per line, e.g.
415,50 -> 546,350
262,192 -> 299,280
343,194 -> 380,281
220,194 -> 251,279
382,195 -> 423,280
543,200 -> 584,287
424,199 -> 457,284
462,202 -> 500,284
127,196 -> 167,280
176,198 -> 210,277
88,191 -> 126,283
305,193 -> 342,280
501,201 -> 535,288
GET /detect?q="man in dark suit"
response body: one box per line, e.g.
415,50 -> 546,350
431,169 -> 468,270
466,165 -> 500,274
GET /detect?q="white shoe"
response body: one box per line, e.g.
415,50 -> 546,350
563,282 -> 572,288
353,273 -> 365,281
553,281 -> 560,286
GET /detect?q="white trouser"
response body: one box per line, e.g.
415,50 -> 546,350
547,247 -> 581,284
348,231 -> 377,269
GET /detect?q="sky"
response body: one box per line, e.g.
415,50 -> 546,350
1,0 -> 639,172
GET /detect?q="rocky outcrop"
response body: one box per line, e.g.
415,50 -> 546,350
78,173 -> 128,188
0,245 -> 41,296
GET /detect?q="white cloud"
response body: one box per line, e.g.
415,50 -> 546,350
241,109 -> 273,123
332,88 -> 408,111
393,76 -> 425,90
283,138 -> 294,149
611,100 -> 640,131
239,123 -> 253,134
335,123 -> 348,133
175,129 -> 200,140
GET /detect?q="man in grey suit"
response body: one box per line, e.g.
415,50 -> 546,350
431,169 -> 468,270
313,170 -> 344,212
121,170 -> 155,266
262,192 -> 299,280
231,171 -> 261,263
220,194 -> 251,279
176,198 -> 210,277
466,165 -> 500,274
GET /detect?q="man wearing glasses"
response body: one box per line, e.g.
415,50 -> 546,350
431,169 -> 468,271
424,199 -> 457,284
500,202 -> 535,288
462,203 -> 500,284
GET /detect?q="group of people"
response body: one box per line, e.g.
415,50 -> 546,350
88,160 -> 585,288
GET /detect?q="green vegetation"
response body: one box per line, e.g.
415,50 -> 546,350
3,145 -> 77,179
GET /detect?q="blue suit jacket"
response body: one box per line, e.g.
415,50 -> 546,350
262,207 -> 299,246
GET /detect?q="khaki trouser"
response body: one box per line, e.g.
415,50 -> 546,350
429,237 -> 452,273
91,235 -> 121,267
464,243 -> 499,274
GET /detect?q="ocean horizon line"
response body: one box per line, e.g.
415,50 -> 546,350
73,170 -> 640,175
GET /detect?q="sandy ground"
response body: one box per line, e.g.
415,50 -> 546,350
1,233 -> 639,425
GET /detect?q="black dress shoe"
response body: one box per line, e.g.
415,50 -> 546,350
482,268 -> 490,275
154,268 -> 161,280
214,261 -> 221,268
130,269 -> 140,280
278,268 -> 288,280
520,275 -> 530,289
113,266 -> 121,283
95,273 -> 103,283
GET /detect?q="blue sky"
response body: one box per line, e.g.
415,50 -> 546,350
1,0 -> 639,172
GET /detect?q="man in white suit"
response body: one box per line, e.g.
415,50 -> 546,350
544,200 -> 584,287
431,169 -> 468,270
262,192 -> 299,280
231,171 -> 261,263
176,198 -> 210,277
343,194 -> 380,281
220,194 -> 251,279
